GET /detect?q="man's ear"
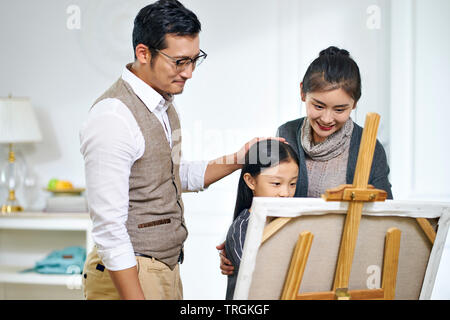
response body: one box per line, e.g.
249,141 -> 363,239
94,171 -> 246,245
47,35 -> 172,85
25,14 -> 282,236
243,173 -> 256,191
135,44 -> 151,65
300,82 -> 306,102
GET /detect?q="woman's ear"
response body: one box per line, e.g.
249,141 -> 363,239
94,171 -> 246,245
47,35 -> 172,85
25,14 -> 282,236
243,173 -> 256,191
300,82 -> 306,102
135,44 -> 151,65
352,102 -> 357,110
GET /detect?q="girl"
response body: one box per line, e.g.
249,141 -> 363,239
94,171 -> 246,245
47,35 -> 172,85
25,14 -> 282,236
277,46 -> 393,199
225,139 -> 299,300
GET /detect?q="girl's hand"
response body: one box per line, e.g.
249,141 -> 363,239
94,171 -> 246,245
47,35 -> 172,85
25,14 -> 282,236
216,242 -> 234,275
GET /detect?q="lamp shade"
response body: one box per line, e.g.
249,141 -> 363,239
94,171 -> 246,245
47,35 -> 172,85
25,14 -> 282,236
0,97 -> 42,143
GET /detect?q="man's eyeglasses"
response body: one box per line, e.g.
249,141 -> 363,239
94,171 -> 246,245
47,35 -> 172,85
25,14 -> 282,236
153,49 -> 207,71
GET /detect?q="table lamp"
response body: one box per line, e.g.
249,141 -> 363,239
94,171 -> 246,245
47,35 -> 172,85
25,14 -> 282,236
0,96 -> 42,213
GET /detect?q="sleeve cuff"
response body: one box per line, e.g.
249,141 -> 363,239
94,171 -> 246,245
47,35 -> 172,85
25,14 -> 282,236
96,242 -> 137,271
180,160 -> 209,192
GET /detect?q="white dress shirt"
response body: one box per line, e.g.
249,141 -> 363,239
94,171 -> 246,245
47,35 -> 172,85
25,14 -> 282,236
79,66 -> 208,271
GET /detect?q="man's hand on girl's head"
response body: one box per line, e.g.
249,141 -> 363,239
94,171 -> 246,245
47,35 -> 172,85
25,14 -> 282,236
235,137 -> 287,165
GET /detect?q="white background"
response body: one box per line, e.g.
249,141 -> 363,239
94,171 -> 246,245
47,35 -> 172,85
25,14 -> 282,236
0,0 -> 449,299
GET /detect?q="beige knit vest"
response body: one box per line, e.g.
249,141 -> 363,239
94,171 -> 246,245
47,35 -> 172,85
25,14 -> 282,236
92,76 -> 187,270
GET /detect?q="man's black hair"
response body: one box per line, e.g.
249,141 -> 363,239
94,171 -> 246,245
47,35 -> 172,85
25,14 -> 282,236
132,0 -> 201,59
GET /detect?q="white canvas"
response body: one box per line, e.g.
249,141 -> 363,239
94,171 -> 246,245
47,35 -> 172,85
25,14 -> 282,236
234,198 -> 450,300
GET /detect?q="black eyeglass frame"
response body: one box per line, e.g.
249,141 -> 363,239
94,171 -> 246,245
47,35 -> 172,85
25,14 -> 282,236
153,48 -> 207,70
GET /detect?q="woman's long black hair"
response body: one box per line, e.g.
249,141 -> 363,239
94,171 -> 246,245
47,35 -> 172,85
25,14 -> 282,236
233,139 -> 299,220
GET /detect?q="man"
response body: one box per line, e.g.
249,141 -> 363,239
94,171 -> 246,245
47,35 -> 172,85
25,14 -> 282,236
80,0 -> 280,300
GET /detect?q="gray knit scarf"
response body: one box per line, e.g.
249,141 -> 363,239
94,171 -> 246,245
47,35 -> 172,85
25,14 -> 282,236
300,117 -> 354,161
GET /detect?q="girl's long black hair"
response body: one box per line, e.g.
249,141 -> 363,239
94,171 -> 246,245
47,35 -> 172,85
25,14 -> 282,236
233,139 -> 299,220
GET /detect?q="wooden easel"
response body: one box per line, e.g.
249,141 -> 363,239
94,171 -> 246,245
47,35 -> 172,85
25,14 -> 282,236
284,113 -> 396,299
262,113 -> 435,300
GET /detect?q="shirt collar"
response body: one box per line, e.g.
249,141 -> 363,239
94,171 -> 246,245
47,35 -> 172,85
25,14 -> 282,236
121,63 -> 172,113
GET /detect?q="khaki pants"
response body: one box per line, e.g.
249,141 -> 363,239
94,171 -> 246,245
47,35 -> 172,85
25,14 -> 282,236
82,247 -> 183,300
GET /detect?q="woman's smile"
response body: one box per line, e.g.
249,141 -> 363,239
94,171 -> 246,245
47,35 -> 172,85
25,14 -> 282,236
316,122 -> 335,131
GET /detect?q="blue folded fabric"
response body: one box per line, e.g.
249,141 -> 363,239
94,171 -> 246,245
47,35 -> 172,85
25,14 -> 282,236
22,246 -> 86,274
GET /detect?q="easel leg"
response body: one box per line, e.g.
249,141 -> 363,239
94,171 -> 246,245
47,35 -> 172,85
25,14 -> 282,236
382,227 -> 401,300
416,218 -> 436,244
333,201 -> 364,291
281,231 -> 313,300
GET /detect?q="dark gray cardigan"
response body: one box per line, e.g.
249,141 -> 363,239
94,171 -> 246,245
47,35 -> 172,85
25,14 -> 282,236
277,117 -> 393,199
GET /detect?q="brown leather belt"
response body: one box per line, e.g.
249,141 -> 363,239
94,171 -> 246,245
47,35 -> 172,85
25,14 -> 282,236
134,252 -> 153,259
134,251 -> 183,263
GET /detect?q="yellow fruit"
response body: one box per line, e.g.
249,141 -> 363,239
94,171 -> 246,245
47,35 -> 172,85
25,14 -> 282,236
55,180 -> 73,190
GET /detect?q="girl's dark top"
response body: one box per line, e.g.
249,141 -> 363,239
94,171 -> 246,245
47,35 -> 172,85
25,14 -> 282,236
277,117 -> 393,199
225,208 -> 250,300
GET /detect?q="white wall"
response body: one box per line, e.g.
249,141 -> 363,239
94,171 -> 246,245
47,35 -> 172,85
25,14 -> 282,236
0,0 -> 449,299
390,0 -> 450,201
390,0 -> 450,299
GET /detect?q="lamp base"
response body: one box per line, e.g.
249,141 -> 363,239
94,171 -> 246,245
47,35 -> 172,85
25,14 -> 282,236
1,189 -> 23,214
1,204 -> 23,214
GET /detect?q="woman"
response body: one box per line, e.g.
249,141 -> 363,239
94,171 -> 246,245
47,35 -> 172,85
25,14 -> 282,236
277,46 -> 393,199
218,46 -> 393,277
